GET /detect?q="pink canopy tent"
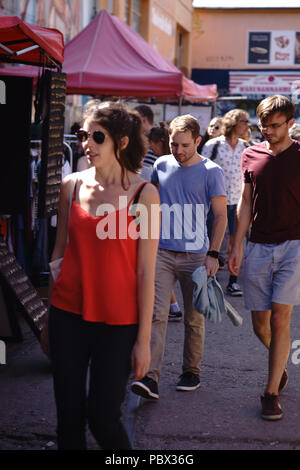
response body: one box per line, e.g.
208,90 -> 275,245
0,10 -> 217,101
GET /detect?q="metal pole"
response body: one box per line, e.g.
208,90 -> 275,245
178,96 -> 183,116
212,100 -> 217,117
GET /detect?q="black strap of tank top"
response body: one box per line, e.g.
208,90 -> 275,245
133,182 -> 147,205
130,182 -> 147,220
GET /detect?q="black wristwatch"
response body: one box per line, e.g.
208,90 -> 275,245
207,250 -> 219,259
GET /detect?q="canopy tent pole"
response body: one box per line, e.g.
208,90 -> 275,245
178,96 -> 183,116
212,100 -> 216,117
0,16 -> 64,68
0,43 -> 14,54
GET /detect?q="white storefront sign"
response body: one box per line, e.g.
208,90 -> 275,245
229,71 -> 300,96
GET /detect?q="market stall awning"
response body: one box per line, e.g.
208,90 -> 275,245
0,11 -> 216,101
0,16 -> 64,67
63,10 -> 217,101
0,63 -> 39,79
182,76 -> 217,101
229,71 -> 300,98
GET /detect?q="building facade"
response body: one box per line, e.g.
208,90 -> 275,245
191,6 -> 300,119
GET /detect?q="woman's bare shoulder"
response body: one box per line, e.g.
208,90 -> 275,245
61,169 -> 92,188
139,181 -> 160,205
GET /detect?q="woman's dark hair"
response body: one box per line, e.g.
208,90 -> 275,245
71,122 -> 81,134
83,100 -> 147,188
148,123 -> 170,155
197,132 -> 209,152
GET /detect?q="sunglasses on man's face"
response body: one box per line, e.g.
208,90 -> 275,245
76,129 -> 105,144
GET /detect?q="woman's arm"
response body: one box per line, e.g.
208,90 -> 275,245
50,175 -> 76,261
40,174 -> 76,356
131,183 -> 160,380
47,174 -> 76,298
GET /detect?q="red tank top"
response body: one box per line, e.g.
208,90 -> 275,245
51,182 -> 147,324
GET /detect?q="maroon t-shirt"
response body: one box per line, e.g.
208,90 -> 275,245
242,140 -> 300,244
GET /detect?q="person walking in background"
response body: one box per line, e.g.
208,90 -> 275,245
202,109 -> 250,297
134,104 -> 154,139
131,114 -> 227,399
289,122 -> 300,141
228,95 -> 300,421
134,104 -> 157,172
148,124 -> 170,158
41,101 -> 160,449
70,122 -> 85,172
148,124 -> 183,322
198,116 -> 223,152
197,116 -> 224,264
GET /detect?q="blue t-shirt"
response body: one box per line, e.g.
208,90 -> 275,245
151,155 -> 226,253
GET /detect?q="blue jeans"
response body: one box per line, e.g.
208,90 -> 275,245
49,306 -> 138,450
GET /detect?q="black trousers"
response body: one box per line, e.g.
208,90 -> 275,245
48,305 -> 138,450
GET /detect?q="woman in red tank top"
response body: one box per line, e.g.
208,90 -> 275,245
41,101 -> 160,450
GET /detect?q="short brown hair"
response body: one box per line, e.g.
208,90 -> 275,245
256,95 -> 295,123
134,104 -> 154,125
222,109 -> 249,137
168,114 -> 200,140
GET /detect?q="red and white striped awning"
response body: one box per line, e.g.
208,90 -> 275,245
229,71 -> 300,97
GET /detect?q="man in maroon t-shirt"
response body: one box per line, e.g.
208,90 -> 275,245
229,95 -> 300,422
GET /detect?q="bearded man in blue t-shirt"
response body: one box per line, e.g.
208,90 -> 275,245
131,114 -> 227,398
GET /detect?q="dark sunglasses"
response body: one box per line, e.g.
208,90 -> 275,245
76,129 -> 105,144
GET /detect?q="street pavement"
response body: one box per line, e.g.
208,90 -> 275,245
1,264 -> 300,452
131,266 -> 300,451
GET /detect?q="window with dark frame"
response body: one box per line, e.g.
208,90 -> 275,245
125,0 -> 141,34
